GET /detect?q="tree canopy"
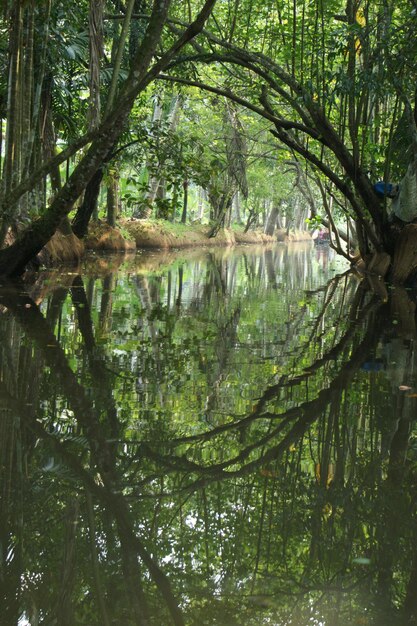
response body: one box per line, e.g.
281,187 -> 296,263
0,0 -> 417,279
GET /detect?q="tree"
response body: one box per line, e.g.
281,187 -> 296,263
0,0 -> 217,276
3,0 -> 417,281
161,0 -> 417,281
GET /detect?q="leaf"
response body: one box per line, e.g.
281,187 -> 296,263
65,44 -> 76,60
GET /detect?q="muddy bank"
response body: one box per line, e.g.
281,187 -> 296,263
32,221 -> 311,272
122,219 -> 280,248
38,229 -> 84,266
4,225 -> 84,269
85,222 -> 136,251
36,223 -> 133,269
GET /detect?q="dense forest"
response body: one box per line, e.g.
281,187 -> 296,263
0,0 -> 417,279
3,3 -> 417,625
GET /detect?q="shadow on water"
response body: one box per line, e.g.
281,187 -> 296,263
0,245 -> 417,625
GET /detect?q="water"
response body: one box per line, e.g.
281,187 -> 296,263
0,244 -> 416,626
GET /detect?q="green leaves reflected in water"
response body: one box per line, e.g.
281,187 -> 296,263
0,246 -> 416,626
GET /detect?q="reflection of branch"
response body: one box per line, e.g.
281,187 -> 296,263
0,281 -> 107,449
70,275 -> 96,350
204,305 -> 241,420
123,285 -> 374,483
304,276 -> 342,346
181,306 -> 383,492
0,282 -> 185,626
70,275 -> 121,445
0,380 -> 185,626
133,299 -> 384,497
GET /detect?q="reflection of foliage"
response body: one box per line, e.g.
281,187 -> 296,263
0,251 -> 417,625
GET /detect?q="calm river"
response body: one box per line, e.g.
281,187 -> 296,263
1,244 -> 416,626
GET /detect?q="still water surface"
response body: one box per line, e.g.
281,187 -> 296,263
1,244 -> 417,626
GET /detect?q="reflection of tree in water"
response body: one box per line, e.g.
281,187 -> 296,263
0,252 -> 416,625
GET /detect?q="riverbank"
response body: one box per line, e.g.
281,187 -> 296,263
120,219 -> 313,249
37,220 -> 313,267
120,219 -> 278,248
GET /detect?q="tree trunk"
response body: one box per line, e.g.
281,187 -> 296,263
208,194 -> 233,238
197,187 -> 205,221
78,0 -> 104,233
143,95 -> 181,219
181,180 -> 188,224
391,225 -> 417,284
72,168 -> 104,238
232,191 -> 241,224
0,0 -> 23,242
87,0 -> 104,130
105,0 -> 136,115
244,208 -> 256,233
142,98 -> 163,219
106,171 -> 119,228
264,204 -> 279,236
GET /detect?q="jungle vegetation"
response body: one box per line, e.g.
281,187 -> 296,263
0,0 -> 417,278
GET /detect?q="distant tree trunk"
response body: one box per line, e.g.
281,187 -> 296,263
181,180 -> 188,224
232,191 -> 241,224
197,187 -> 205,221
208,194 -> 233,237
143,95 -> 181,219
142,98 -> 163,219
154,180 -> 166,219
244,208 -> 257,233
225,200 -> 232,228
297,205 -> 308,230
264,204 -> 279,236
292,197 -> 300,229
106,170 -> 119,228
261,199 -> 268,229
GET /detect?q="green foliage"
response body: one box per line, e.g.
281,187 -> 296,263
1,248 -> 416,624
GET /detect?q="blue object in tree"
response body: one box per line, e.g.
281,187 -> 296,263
373,181 -> 399,198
